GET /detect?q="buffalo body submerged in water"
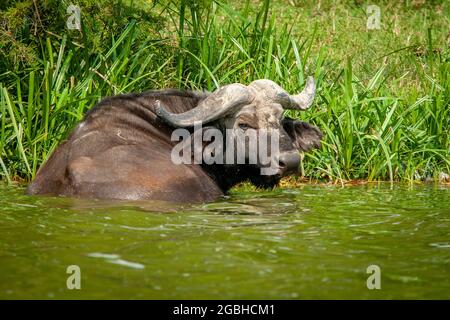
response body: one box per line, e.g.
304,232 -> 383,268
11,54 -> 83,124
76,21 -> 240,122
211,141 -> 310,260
27,77 -> 322,202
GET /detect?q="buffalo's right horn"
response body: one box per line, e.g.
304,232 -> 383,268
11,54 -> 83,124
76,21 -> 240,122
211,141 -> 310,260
155,84 -> 252,128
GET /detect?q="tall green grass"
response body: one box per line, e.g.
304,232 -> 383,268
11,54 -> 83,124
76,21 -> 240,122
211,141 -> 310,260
0,0 -> 448,184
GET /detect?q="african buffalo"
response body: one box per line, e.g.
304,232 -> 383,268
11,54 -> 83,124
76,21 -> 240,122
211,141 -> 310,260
27,77 -> 322,202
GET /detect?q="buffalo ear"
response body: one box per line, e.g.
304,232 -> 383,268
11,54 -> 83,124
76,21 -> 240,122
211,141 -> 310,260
282,118 -> 323,152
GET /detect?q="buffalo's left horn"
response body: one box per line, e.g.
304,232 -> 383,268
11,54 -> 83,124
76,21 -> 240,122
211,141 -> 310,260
275,76 -> 316,110
249,76 -> 316,110
155,84 -> 252,128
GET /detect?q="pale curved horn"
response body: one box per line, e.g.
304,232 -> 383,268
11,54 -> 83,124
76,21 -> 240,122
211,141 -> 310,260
155,84 -> 252,128
248,76 -> 316,111
276,76 -> 316,110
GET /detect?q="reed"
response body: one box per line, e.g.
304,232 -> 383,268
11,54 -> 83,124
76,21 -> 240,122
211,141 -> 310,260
0,0 -> 448,183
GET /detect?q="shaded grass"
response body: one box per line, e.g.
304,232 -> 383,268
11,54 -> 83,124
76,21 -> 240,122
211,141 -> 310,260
0,0 -> 449,184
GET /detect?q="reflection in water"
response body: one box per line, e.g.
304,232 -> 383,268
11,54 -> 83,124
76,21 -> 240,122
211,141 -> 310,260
0,184 -> 449,299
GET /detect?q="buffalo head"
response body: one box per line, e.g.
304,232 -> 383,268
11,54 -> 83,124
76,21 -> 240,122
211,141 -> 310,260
155,76 -> 323,189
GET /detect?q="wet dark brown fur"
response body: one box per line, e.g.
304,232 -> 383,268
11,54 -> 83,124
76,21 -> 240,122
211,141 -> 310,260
27,89 -> 322,203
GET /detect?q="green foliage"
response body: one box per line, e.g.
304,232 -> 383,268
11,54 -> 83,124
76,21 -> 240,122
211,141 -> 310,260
0,0 -> 449,183
0,0 -> 164,72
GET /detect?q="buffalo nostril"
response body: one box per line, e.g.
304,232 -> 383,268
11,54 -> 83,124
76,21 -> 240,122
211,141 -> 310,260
278,152 -> 301,175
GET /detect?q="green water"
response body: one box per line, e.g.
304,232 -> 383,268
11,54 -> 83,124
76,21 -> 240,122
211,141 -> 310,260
0,184 -> 449,299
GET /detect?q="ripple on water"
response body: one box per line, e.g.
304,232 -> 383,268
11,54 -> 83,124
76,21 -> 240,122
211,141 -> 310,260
87,252 -> 145,270
0,183 -> 449,299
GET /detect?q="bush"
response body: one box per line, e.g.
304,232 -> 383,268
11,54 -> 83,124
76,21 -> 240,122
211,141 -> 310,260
0,0 -> 448,183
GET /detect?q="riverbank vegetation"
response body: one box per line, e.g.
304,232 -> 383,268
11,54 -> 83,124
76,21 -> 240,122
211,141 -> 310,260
0,0 -> 449,184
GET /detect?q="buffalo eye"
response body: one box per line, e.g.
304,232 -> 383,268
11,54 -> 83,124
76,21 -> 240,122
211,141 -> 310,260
238,123 -> 251,130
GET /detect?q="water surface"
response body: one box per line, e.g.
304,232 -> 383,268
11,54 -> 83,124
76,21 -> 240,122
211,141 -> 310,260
0,184 -> 449,299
